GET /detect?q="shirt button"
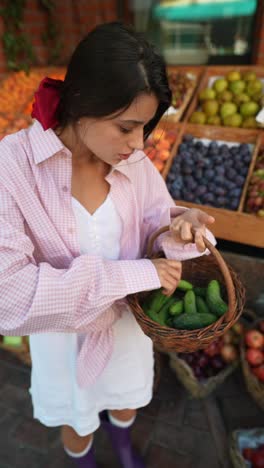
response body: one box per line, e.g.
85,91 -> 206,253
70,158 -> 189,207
68,228 -> 75,234
62,186 -> 68,192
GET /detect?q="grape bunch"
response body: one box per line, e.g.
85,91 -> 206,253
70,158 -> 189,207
168,72 -> 195,109
166,134 -> 252,211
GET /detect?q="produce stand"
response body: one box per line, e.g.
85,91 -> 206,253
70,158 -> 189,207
0,64 -> 263,365
162,124 -> 264,247
160,65 -> 264,249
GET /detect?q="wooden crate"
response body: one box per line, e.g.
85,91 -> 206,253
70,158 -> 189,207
162,123 -> 264,248
145,121 -> 184,173
242,133 -> 264,217
163,66 -> 205,123
185,65 -> 264,130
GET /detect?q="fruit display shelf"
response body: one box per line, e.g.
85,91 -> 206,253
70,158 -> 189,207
162,124 -> 264,248
162,65 -> 204,123
185,65 -> 264,130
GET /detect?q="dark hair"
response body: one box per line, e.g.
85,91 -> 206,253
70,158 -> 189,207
57,22 -> 171,139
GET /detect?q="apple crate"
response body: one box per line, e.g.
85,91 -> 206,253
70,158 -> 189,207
185,65 -> 264,130
163,65 -> 205,124
230,428 -> 264,468
162,124 -> 264,248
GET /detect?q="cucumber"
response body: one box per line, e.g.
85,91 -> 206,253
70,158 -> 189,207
157,296 -> 176,322
193,287 -> 207,298
196,296 -> 210,315
184,290 -> 197,314
169,300 -> 183,316
147,309 -> 167,326
177,279 -> 193,291
147,296 -> 180,326
143,289 -> 172,314
166,316 -> 174,328
206,280 -> 228,317
173,312 -> 217,330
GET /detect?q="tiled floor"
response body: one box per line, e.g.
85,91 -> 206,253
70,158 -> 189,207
0,348 -> 263,468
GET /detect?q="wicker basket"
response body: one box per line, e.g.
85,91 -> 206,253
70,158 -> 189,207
127,225 -> 245,353
230,428 -> 264,468
241,331 -> 264,411
168,352 -> 238,398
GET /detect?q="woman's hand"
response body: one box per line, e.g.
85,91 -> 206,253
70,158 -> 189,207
170,208 -> 215,253
151,258 -> 182,296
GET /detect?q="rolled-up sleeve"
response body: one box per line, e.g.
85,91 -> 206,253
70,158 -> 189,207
0,185 -> 160,336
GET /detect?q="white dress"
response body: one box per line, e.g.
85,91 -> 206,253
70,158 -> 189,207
29,195 -> 154,436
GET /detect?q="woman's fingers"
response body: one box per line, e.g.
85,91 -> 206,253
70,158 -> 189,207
197,210 -> 215,226
194,229 -> 206,252
151,259 -> 182,295
180,221 -> 193,242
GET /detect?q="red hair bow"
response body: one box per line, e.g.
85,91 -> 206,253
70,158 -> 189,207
31,77 -> 63,130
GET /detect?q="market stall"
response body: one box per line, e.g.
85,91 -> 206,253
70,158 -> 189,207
0,68 -> 263,461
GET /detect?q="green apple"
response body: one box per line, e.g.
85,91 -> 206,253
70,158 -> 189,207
206,115 -> 221,125
229,80 -> 246,95
223,114 -> 242,127
189,111 -> 206,124
240,101 -> 260,117
218,90 -> 233,103
202,99 -> 219,116
226,71 -> 241,82
220,102 -> 237,119
199,88 -> 216,101
243,71 -> 257,82
213,78 -> 228,93
246,79 -> 263,97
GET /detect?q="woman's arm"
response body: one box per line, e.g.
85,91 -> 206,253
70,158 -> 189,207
0,184 -> 161,336
142,157 -> 216,259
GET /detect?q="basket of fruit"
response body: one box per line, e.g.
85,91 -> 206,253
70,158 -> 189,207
168,325 -> 241,398
127,225 -> 245,353
230,428 -> 264,468
187,66 -> 264,129
240,319 -> 264,411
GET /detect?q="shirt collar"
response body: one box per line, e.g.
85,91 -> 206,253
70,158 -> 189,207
28,120 -> 70,164
28,120 -> 144,182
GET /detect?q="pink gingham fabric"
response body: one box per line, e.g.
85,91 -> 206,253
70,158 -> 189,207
0,121 -> 215,387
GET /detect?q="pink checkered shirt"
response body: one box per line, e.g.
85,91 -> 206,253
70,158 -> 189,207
0,121 -> 215,387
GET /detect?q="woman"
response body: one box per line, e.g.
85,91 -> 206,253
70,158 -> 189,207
0,22 -> 215,467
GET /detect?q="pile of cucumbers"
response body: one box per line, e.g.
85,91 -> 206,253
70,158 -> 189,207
142,279 -> 228,331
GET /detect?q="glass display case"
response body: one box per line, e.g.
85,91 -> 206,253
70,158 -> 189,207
127,0 -> 258,65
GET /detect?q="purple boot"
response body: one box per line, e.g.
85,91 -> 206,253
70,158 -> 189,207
100,411 -> 145,468
66,445 -> 97,468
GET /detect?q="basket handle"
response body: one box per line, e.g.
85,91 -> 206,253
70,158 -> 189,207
147,225 -> 236,322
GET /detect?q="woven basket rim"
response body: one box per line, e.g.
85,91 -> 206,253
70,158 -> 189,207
127,258 -> 245,353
